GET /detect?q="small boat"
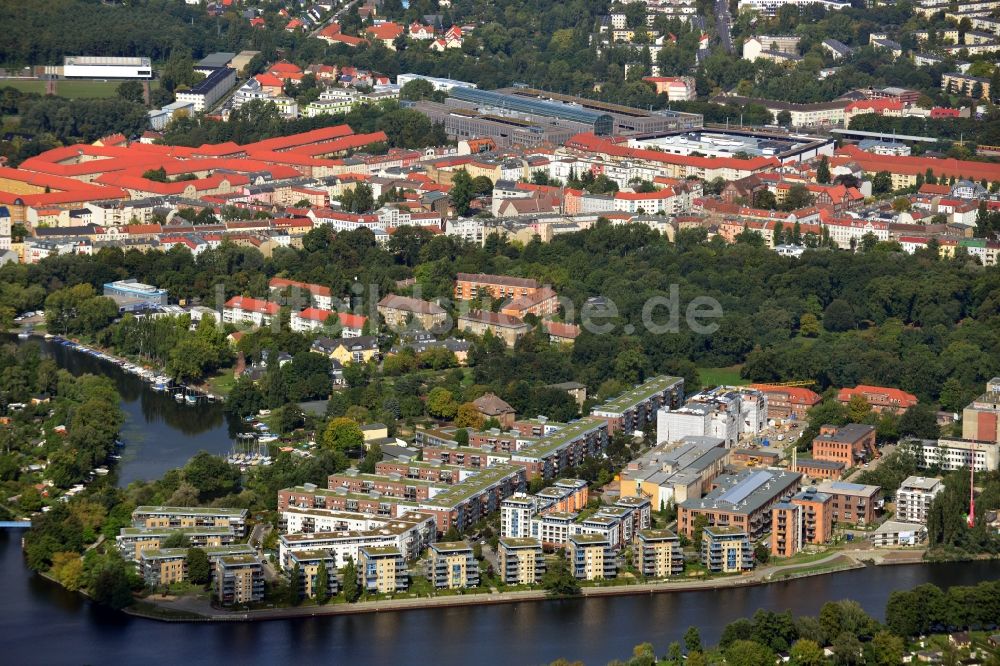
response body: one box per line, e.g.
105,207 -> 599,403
174,392 -> 185,402
17,330 -> 30,340
44,333 -> 54,340
185,394 -> 198,405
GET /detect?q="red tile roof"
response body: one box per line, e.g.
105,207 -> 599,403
224,296 -> 279,315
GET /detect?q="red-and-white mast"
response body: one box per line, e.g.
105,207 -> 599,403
968,441 -> 976,528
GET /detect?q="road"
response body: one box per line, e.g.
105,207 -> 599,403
846,443 -> 896,482
715,0 -> 735,54
308,0 -> 365,38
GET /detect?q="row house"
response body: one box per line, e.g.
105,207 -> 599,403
223,296 -> 279,327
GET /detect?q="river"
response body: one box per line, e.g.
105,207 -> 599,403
11,336 -> 238,486
0,531 -> 997,666
2,337 -> 999,665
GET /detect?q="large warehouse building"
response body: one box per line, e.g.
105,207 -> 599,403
63,56 -> 152,79
414,86 -> 701,148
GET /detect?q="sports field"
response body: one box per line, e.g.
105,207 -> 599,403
0,78 -> 154,98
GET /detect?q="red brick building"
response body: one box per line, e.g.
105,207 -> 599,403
837,385 -> 918,415
750,384 -> 822,421
811,424 -> 877,467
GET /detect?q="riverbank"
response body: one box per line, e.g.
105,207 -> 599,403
125,551 -> 869,623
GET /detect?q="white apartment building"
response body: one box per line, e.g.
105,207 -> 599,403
501,493 -> 536,539
895,476 -> 945,524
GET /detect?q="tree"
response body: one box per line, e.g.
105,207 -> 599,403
830,632 -> 864,665
776,110 -> 793,127
116,80 -> 145,105
816,156 -> 831,184
399,78 -> 437,101
541,551 -> 580,596
724,640 -> 776,666
753,189 -> 778,210
455,402 -> 485,428
289,562 -> 301,605
753,542 -> 770,564
822,299 -> 856,332
315,563 -> 330,604
789,639 -> 826,666
187,547 -> 211,586
323,418 -> 364,453
799,313 -> 821,337
182,452 -> 240,501
426,387 -> 458,419
91,559 -> 134,609
899,404 -> 939,439
847,395 -> 872,423
449,169 -> 476,216
358,444 -> 382,474
341,557 -> 360,602
868,631 -> 904,666
872,171 -> 893,194
784,184 -> 814,211
684,626 -> 703,653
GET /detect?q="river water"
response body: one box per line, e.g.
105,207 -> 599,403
2,337 -> 999,665
11,336 -> 237,486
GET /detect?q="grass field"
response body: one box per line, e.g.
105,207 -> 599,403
697,365 -> 748,388
0,79 -> 156,99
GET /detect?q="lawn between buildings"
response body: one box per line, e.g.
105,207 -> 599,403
697,365 -> 748,387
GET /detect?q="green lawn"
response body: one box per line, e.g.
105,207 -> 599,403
698,365 -> 748,388
0,79 -> 156,99
204,370 -> 237,397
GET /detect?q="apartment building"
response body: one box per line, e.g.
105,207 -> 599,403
328,469 -> 442,501
534,478 -> 591,513
415,463 -> 527,534
358,546 -> 408,594
816,481 -> 882,526
215,554 -> 265,606
139,544 -> 255,588
502,493 -> 538,539
223,296 -> 279,327
793,457 -> 846,481
499,286 -> 560,319
428,541 -> 480,589
510,417 -> 609,479
373,460 -> 472,485
792,488 -> 833,545
472,393 -> 517,428
657,386 -> 768,447
289,309 -> 367,336
269,277 -> 334,310
132,506 -> 248,537
421,443 -> 511,469
701,526 -> 753,573
837,385 -> 918,415
895,476 -> 945,524
567,533 -> 617,580
470,428 -> 537,454
870,520 -> 928,547
636,529 -> 684,577
812,424 -> 877,467
677,469 -> 802,541
457,310 -> 531,347
377,294 -> 448,331
497,537 -> 546,585
962,381 -> 1000,444
116,526 -> 237,561
453,272 -> 541,301
771,502 -> 803,558
278,512 -> 436,566
288,550 -> 339,599
531,511 -> 577,548
619,435 -> 729,508
591,375 -> 684,436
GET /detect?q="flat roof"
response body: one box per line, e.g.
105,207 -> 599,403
817,480 -> 881,496
899,476 -> 943,491
419,464 -> 522,508
119,526 -> 234,536
569,533 -> 610,545
592,375 -> 683,415
513,417 -> 606,461
637,528 -> 679,541
431,540 -> 473,553
681,469 -> 801,516
134,505 -> 246,516
499,537 -> 542,548
360,545 -> 402,556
